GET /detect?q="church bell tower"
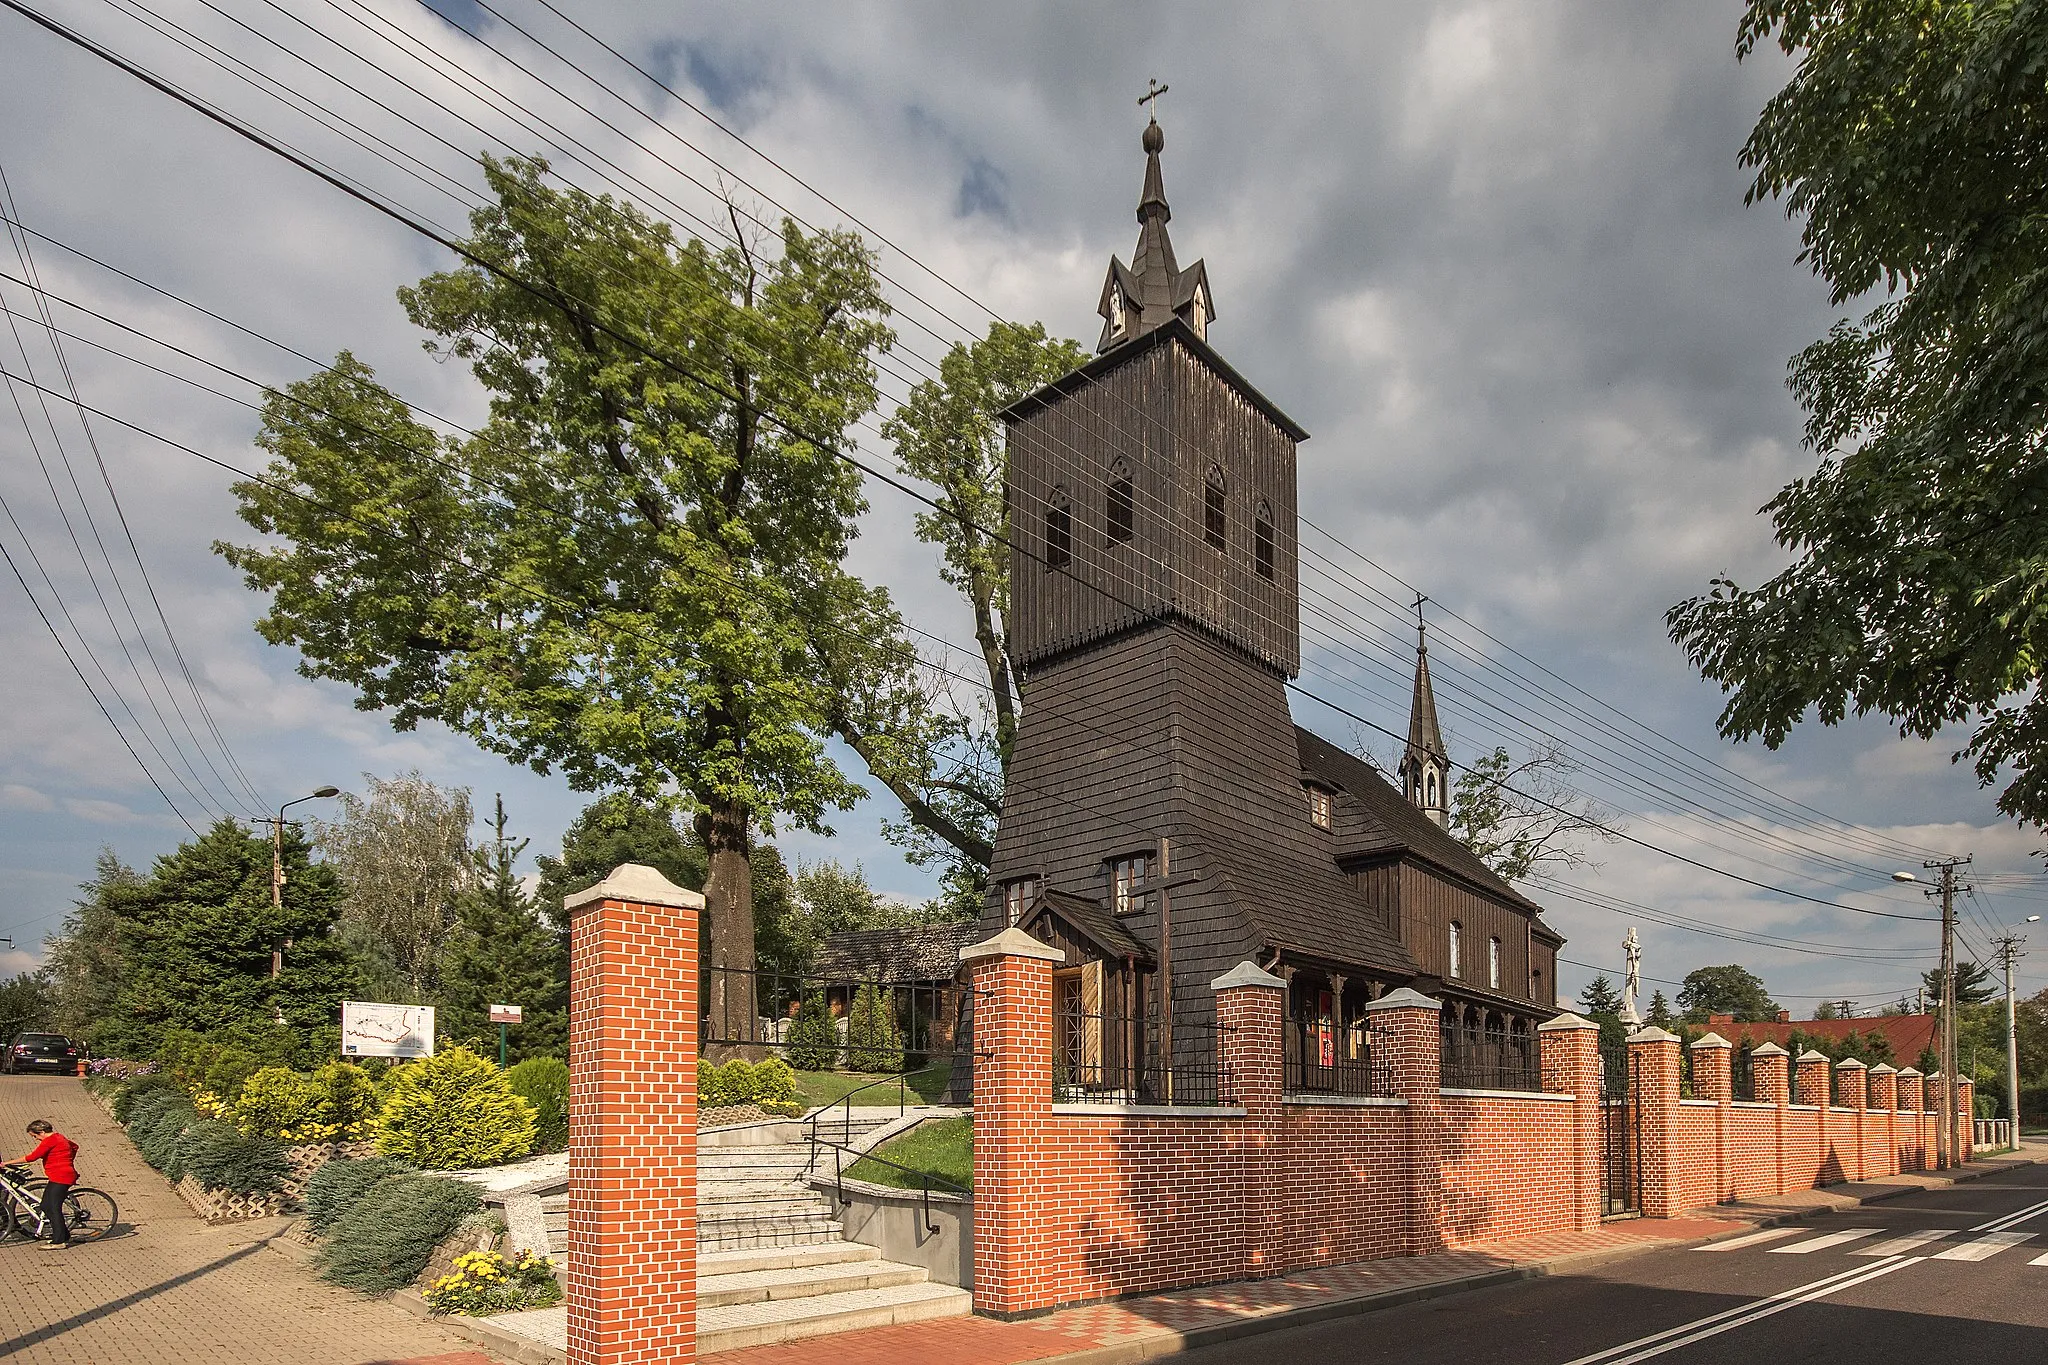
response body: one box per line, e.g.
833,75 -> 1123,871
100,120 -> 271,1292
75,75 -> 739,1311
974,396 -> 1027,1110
1399,616 -> 1450,827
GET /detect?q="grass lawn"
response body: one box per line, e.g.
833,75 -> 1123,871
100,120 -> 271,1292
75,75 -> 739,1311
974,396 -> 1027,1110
795,1062 -> 952,1111
846,1115 -> 972,1192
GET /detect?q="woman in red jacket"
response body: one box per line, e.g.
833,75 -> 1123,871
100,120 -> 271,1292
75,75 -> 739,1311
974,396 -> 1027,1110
17,1119 -> 78,1248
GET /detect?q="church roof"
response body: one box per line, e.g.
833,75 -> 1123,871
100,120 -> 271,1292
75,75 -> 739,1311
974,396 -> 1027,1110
1021,890 -> 1155,964
1404,629 -> 1447,767
813,922 -> 981,983
1095,118 -> 1215,353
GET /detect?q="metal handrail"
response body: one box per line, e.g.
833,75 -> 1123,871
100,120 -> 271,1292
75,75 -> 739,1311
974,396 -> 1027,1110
811,1132 -> 968,1237
803,1060 -> 954,1152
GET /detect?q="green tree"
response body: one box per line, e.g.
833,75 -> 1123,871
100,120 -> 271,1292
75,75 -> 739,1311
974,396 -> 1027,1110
1449,742 -> 1618,882
1647,990 -> 1674,1027
0,971 -> 52,1043
846,981 -> 904,1073
1677,965 -> 1781,1023
869,321 -> 1089,898
1670,4 -> 2048,825
1925,960 -> 1997,1007
1577,974 -> 1623,1017
44,850 -> 137,1041
785,991 -> 839,1071
313,772 -> 473,1004
103,820 -> 356,1065
440,796 -> 566,1060
219,156 -> 895,1031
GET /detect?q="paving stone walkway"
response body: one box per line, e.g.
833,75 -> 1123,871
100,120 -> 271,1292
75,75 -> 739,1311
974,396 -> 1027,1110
0,1074 -> 497,1365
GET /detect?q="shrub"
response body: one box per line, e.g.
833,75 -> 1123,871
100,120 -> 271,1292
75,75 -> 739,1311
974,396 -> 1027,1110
423,1247 -> 562,1315
846,983 -> 904,1073
302,1155 -> 415,1233
130,1094 -> 200,1178
750,1057 -> 802,1115
310,1062 -> 382,1141
373,1047 -> 536,1169
203,1047 -> 264,1107
697,1057 -> 724,1107
156,1029 -> 216,1088
111,1072 -> 185,1124
786,992 -> 839,1071
316,1174 -> 481,1293
715,1059 -> 754,1106
506,1057 -> 568,1153
234,1067 -> 325,1141
177,1120 -> 288,1194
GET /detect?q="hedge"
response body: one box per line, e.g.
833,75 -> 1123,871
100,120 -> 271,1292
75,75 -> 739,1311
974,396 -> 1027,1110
315,1173 -> 481,1293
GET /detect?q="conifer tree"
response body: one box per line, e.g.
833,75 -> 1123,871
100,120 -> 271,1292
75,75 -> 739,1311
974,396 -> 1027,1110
440,796 -> 566,1060
846,982 -> 904,1074
786,991 -> 839,1072
1578,974 -> 1624,1018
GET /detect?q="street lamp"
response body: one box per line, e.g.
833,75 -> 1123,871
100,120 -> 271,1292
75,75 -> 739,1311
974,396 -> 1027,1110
269,786 -> 340,978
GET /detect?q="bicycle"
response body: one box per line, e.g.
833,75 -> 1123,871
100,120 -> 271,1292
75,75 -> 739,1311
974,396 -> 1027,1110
0,1163 -> 117,1244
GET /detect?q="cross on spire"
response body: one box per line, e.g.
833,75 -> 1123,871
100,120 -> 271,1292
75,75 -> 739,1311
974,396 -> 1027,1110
1138,78 -> 1170,120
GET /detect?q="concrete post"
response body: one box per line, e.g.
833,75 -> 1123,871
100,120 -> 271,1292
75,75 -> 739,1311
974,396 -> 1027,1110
1213,962 -> 1287,1278
960,926 -> 1065,1319
565,864 -> 705,1365
1539,1012 -> 1602,1231
1628,1027 -> 1683,1218
1361,987 -> 1444,1254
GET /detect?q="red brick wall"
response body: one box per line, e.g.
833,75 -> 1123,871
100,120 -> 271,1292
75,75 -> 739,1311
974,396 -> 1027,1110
1437,1094 -> 1577,1244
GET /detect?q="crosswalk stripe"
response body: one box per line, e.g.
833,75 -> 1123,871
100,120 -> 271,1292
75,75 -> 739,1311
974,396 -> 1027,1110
1854,1229 -> 1954,1256
2028,1249 -> 2048,1266
1931,1231 -> 2033,1262
1768,1229 -> 1880,1254
1694,1228 -> 1801,1252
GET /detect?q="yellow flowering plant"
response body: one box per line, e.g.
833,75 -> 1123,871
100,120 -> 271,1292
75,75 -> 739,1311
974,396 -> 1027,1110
423,1248 -> 561,1315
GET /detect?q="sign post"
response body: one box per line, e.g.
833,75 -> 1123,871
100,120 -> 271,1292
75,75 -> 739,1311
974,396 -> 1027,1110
490,1003 -> 523,1067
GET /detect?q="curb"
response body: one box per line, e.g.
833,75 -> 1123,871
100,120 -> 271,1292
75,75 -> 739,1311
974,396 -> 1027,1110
391,1288 -> 563,1365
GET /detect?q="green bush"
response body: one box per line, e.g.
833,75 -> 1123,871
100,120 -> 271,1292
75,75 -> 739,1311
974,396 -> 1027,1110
316,1173 -> 481,1293
696,1057 -> 724,1107
130,1094 -> 200,1178
111,1073 -> 186,1124
786,992 -> 839,1072
308,1062 -> 381,1141
302,1155 -> 415,1233
156,1029 -> 217,1088
234,1067 -> 325,1141
846,983 -> 904,1073
373,1046 -> 536,1169
715,1059 -> 754,1106
178,1120 -> 288,1194
751,1057 -> 801,1115
202,1047 -> 264,1107
507,1057 -> 568,1153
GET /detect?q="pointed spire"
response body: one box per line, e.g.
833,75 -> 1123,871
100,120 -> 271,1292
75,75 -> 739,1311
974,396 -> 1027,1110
1097,113 -> 1214,352
1400,601 -> 1448,825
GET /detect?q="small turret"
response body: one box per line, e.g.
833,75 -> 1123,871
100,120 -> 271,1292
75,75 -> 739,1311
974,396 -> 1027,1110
1399,615 -> 1449,826
1096,116 -> 1214,351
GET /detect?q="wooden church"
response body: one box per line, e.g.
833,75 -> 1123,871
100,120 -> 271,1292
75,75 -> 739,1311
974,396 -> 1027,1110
980,114 -> 1565,1097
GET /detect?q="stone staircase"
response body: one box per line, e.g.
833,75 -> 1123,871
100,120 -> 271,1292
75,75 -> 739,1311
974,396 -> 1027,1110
529,1111 -> 971,1354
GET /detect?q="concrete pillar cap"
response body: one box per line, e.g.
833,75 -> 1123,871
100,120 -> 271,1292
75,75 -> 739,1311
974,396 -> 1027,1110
959,926 -> 1065,964
1869,1063 -> 1897,1074
1210,961 -> 1287,993
1750,1042 -> 1789,1057
1689,1032 -> 1732,1049
563,862 -> 704,913
1537,1010 -> 1599,1032
1897,1067 -> 1922,1078
1798,1049 -> 1830,1063
1835,1057 -> 1867,1070
1627,1026 -> 1680,1044
1360,986 -> 1441,1013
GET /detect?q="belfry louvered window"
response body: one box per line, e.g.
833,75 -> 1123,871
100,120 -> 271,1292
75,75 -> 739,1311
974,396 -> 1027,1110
1204,466 -> 1226,551
1106,460 -> 1134,544
1254,501 -> 1275,580
1045,487 -> 1072,569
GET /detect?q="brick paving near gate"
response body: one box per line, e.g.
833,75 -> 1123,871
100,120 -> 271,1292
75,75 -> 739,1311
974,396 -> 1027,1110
0,1073 -> 500,1365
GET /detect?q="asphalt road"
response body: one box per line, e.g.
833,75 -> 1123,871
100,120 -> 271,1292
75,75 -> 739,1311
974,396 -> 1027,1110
1181,1167 -> 2048,1364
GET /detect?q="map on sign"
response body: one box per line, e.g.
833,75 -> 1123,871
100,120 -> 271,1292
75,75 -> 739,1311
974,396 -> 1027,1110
340,1001 -> 436,1058
489,1004 -> 523,1025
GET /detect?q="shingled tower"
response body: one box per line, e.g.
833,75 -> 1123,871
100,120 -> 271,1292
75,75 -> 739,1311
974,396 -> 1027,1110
1399,617 -> 1450,827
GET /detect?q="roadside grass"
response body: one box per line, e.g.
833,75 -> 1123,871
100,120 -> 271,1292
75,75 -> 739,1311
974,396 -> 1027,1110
845,1115 -> 972,1192
794,1062 -> 952,1111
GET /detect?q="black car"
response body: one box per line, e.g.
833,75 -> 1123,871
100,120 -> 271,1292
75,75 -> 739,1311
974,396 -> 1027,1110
3,1033 -> 79,1075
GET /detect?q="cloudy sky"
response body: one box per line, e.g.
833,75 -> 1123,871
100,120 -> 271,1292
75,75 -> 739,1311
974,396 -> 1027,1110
0,0 -> 2038,1014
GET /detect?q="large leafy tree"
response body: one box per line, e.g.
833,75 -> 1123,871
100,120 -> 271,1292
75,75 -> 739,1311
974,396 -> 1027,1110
313,772 -> 473,1005
1670,3 -> 2048,824
1677,964 -> 1781,1023
1449,742 -> 1617,882
220,157 -> 894,1022
870,322 -> 1088,905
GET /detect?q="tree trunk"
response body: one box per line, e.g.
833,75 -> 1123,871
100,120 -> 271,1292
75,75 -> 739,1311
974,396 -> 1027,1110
699,798 -> 755,1044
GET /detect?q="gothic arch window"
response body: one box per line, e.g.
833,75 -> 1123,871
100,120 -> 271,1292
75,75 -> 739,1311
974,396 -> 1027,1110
1105,459 -> 1134,544
1254,500 -> 1276,580
1203,465 -> 1227,551
1447,920 -> 1463,979
1426,768 -> 1439,808
1044,486 -> 1072,569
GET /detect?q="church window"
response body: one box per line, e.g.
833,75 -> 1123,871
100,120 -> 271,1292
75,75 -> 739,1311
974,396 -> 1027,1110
1254,502 -> 1275,580
1004,876 -> 1041,927
1108,283 -> 1126,337
1191,284 -> 1208,340
1106,461 -> 1134,544
1306,785 -> 1331,830
1448,921 -> 1463,979
1110,853 -> 1152,915
1044,488 -> 1072,569
1426,769 -> 1439,808
1204,466 -> 1226,551
1488,937 -> 1502,991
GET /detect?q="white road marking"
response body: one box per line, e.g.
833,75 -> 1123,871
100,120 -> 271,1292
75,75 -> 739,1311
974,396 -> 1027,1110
1930,1231 -> 2034,1261
2028,1249 -> 2048,1266
1767,1228 -> 1880,1254
1973,1195 -> 2048,1233
1559,1258 -> 1916,1365
1693,1228 -> 1801,1252
1853,1229 -> 1953,1256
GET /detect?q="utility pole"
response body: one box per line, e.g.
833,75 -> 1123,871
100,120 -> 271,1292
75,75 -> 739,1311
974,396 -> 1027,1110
1994,933 -> 2027,1151
1900,856 -> 1971,1169
265,787 -> 341,979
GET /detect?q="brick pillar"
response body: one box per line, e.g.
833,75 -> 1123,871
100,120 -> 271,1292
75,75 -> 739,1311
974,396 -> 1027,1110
1897,1068 -> 1925,1169
1837,1059 -> 1867,1179
1628,1027 -> 1683,1218
1752,1043 -> 1789,1194
1868,1063 -> 1898,1111
1897,1067 -> 1924,1111
565,865 -> 704,1365
1361,987 -> 1443,1254
1539,1011 -> 1602,1231
1213,963 -> 1287,1278
1795,1049 -> 1831,1107
962,926 -> 1064,1318
1958,1079 -> 1975,1162
1691,1033 -> 1732,1203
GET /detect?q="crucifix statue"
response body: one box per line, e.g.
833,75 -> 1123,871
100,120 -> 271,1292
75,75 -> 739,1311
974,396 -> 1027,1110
1138,77 -> 1170,120
1621,927 -> 1644,1026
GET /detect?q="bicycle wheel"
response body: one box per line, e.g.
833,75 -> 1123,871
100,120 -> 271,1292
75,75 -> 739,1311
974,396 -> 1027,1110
58,1187 -> 118,1243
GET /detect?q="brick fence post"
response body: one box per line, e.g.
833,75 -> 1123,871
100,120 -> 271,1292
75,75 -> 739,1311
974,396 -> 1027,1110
1897,1068 -> 1925,1169
1360,987 -> 1443,1255
1868,1064 -> 1898,1177
565,864 -> 704,1365
1836,1059 -> 1868,1179
1213,962 -> 1287,1278
1628,1027 -> 1682,1218
961,926 -> 1064,1318
1795,1050 -> 1830,1108
1928,1071 -> 1948,1169
1958,1079 -> 1975,1162
1690,1033 -> 1732,1203
1538,1011 -> 1601,1231
1751,1043 -> 1789,1194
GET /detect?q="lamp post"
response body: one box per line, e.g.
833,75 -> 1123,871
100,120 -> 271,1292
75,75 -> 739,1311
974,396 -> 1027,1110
268,787 -> 340,979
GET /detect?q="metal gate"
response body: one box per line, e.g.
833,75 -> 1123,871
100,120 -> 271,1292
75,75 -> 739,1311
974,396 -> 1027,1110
1600,1034 -> 1642,1218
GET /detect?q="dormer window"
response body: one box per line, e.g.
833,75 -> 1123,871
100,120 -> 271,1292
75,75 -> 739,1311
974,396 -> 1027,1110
1110,853 -> 1153,915
1203,465 -> 1226,551
1003,876 -> 1041,927
1254,501 -> 1275,581
1305,786 -> 1331,830
1106,460 -> 1134,544
1044,487 -> 1072,569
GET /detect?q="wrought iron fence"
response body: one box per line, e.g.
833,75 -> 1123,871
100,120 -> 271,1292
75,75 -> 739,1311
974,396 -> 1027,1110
1732,1045 -> 1757,1102
1439,1014 -> 1542,1092
700,965 -> 971,1071
1284,1017 -> 1394,1097
1052,1006 -> 1229,1107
